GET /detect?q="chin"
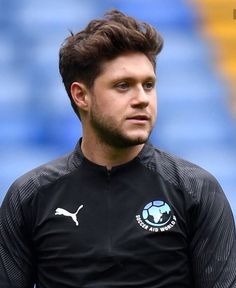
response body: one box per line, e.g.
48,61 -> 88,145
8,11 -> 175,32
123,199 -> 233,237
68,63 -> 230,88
127,130 -> 150,142
93,121 -> 152,148
117,133 -> 150,148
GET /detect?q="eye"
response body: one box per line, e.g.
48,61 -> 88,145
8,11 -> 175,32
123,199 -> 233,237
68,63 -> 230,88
115,82 -> 129,91
143,81 -> 155,90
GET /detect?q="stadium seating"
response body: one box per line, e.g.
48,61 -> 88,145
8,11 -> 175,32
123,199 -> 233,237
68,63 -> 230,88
0,0 -> 236,216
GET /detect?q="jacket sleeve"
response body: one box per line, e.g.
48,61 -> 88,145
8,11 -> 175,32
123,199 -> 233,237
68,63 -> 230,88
0,181 -> 35,288
190,177 -> 236,288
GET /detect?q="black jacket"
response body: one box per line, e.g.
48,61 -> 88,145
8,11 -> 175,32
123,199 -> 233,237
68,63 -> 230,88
0,141 -> 236,287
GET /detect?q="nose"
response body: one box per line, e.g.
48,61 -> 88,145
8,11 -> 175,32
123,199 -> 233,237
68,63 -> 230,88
131,85 -> 149,109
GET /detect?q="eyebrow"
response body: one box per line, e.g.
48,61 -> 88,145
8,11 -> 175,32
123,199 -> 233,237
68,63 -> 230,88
111,75 -> 156,83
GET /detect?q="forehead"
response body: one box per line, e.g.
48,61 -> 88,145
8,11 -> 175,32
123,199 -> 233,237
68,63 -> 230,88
97,52 -> 156,81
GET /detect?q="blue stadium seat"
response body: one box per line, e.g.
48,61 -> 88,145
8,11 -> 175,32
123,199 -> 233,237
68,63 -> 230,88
0,0 -> 235,218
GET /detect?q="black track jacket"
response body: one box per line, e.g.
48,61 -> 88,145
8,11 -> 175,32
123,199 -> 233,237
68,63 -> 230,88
0,141 -> 236,287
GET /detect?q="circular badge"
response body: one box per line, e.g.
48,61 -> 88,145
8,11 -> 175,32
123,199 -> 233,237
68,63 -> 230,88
136,200 -> 176,233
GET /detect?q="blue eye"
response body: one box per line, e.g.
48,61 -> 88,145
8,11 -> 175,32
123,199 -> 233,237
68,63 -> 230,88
116,82 -> 129,90
143,81 -> 154,90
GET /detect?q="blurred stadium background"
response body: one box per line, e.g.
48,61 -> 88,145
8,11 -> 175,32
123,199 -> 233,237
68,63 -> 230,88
0,0 -> 236,217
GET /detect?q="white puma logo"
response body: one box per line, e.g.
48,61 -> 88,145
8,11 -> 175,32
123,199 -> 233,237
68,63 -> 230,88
55,205 -> 83,226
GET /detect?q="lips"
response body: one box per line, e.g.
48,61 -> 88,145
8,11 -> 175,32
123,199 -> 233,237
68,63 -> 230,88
127,114 -> 150,121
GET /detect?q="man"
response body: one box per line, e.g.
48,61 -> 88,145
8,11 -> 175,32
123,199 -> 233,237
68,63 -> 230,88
0,9 -> 235,288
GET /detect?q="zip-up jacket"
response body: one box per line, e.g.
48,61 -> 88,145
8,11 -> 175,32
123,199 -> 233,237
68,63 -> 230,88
0,141 -> 236,287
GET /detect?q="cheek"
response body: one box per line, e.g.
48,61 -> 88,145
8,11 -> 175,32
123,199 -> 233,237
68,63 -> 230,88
91,97 -> 121,120
106,98 -> 127,114
150,95 -> 157,114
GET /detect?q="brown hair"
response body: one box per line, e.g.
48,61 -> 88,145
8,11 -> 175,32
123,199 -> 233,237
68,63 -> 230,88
59,9 -> 163,118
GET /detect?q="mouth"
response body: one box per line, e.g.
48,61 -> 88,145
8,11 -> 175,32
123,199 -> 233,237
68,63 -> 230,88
126,114 -> 150,122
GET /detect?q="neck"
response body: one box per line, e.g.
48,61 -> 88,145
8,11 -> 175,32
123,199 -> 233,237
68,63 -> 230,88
81,136 -> 144,170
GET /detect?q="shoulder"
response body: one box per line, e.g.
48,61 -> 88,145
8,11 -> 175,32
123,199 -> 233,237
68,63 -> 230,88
5,151 -> 78,204
0,152 -> 79,235
139,143 -> 221,201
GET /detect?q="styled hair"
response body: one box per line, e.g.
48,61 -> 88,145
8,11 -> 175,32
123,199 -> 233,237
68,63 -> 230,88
59,9 -> 163,118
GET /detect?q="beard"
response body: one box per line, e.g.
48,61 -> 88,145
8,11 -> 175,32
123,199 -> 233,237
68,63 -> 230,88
89,104 -> 154,149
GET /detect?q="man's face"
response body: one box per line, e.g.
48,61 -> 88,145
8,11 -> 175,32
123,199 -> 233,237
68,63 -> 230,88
87,52 -> 157,148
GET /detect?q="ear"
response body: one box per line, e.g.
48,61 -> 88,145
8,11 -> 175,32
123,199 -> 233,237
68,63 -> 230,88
70,82 -> 90,112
